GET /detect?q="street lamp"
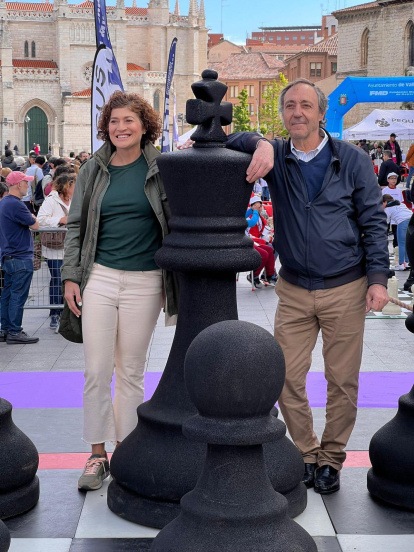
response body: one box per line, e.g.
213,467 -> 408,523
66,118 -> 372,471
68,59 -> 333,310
177,113 -> 186,135
24,115 -> 30,155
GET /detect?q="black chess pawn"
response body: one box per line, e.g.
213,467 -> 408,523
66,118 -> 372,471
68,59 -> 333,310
405,312 -> 414,333
151,320 -> 317,552
367,385 -> 414,510
0,399 -> 39,519
0,520 -> 10,552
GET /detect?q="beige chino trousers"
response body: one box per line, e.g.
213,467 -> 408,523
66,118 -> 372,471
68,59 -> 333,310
82,263 -> 163,445
274,276 -> 367,470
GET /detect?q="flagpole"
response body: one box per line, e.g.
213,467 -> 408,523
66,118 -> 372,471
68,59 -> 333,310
161,37 -> 178,153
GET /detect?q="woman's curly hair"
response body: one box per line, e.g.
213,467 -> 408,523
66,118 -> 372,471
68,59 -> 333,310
97,91 -> 162,147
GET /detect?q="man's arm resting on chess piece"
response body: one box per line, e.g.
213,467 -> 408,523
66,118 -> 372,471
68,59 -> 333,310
226,133 -> 274,183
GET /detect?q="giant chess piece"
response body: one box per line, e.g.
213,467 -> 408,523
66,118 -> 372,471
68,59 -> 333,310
108,69 -> 307,528
0,399 -> 39,519
0,520 -> 10,552
367,386 -> 414,510
151,321 -> 317,552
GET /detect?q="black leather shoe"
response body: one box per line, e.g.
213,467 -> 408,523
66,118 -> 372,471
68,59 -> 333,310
314,465 -> 340,495
302,463 -> 317,488
0,332 -> 7,342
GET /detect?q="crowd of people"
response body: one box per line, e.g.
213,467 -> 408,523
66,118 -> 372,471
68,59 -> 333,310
0,150 -> 83,343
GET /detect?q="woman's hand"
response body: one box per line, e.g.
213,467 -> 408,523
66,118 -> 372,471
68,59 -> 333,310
59,216 -> 68,225
64,281 -> 82,317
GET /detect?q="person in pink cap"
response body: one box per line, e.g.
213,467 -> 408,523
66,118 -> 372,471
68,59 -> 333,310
0,171 -> 40,344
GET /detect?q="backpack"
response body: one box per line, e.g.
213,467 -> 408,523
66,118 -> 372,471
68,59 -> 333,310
32,167 -> 45,206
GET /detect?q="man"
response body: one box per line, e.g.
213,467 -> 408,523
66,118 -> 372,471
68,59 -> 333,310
21,153 -> 37,212
260,177 -> 270,201
406,142 -> 414,190
378,150 -> 401,187
78,151 -> 88,165
384,133 -> 402,166
69,151 -> 75,159
227,78 -> 390,495
0,171 -> 39,344
371,143 -> 383,160
25,155 -> 45,211
359,139 -> 369,154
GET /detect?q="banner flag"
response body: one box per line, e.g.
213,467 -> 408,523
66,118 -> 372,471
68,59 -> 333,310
256,104 -> 260,133
173,91 -> 179,150
91,0 -> 124,153
161,38 -> 178,153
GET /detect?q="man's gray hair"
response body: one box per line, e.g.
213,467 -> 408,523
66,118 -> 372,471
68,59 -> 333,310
278,78 -> 328,128
383,150 -> 392,159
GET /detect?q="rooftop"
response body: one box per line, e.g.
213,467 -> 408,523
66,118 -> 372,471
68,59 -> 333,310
210,52 -> 284,80
299,33 -> 338,56
5,2 -> 148,13
333,1 -> 379,15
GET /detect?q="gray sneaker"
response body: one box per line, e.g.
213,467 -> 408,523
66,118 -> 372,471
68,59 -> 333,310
78,454 -> 110,491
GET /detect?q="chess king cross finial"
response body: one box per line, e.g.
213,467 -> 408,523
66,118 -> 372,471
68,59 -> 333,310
186,69 -> 233,147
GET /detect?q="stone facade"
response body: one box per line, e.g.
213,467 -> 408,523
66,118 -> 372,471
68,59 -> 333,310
334,0 -> 414,128
0,0 -> 208,155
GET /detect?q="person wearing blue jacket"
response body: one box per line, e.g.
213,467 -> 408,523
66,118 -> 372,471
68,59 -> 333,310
227,78 -> 390,496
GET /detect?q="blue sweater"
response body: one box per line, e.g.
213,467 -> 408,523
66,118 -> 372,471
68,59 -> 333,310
297,143 -> 332,202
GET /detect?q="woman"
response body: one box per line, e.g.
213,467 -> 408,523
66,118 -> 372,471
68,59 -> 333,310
61,91 -> 178,491
246,196 -> 277,288
44,164 -> 75,197
38,173 -> 75,329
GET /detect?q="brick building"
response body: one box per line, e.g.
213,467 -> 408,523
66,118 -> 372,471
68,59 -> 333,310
334,0 -> 414,128
208,52 -> 284,132
248,26 -> 322,47
0,0 -> 208,154
207,39 -> 245,63
283,33 -> 338,85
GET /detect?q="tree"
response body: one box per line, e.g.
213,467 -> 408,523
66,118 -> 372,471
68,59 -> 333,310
259,73 -> 289,139
233,88 -> 251,132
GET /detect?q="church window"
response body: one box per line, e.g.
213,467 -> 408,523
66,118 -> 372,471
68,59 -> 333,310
24,41 -> 29,58
154,90 -> 161,113
31,41 -> 36,58
361,28 -> 369,68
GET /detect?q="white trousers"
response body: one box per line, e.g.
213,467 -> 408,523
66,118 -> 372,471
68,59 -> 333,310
82,263 -> 163,444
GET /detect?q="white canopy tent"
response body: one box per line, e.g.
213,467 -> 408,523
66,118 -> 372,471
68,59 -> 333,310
342,109 -> 414,141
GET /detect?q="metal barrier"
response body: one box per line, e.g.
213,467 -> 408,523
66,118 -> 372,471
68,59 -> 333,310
25,228 -> 67,310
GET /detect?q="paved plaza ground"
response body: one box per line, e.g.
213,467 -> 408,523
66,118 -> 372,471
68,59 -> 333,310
0,267 -> 413,551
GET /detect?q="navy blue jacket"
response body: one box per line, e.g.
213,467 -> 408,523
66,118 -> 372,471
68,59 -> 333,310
227,131 -> 390,290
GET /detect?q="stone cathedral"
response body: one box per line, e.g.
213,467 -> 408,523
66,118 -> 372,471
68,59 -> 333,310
0,0 -> 207,155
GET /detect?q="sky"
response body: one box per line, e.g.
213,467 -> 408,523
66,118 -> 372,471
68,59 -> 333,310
26,0 -> 368,45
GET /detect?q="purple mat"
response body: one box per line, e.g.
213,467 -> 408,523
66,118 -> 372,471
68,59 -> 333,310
0,371 -> 412,409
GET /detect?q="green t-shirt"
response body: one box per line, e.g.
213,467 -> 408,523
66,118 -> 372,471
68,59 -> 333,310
94,155 -> 163,271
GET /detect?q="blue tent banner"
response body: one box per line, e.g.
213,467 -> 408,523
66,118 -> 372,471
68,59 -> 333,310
326,77 -> 414,139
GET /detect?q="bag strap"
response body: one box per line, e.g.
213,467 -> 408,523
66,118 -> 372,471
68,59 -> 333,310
78,160 -> 100,263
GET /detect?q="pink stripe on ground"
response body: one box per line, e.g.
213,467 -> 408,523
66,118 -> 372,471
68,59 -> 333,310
38,451 -> 371,470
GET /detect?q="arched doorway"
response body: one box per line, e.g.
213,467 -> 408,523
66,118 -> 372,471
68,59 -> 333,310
24,106 -> 48,155
409,23 -> 414,66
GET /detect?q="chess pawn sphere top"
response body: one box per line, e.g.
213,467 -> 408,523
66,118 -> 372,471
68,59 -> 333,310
367,385 -> 414,510
0,520 -> 10,552
151,321 -> 317,552
0,399 -> 40,519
